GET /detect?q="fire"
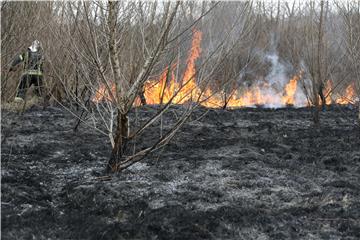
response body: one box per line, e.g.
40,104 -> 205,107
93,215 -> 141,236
316,80 -> 356,105
282,75 -> 299,106
144,64 -> 177,104
324,80 -> 333,105
92,83 -> 115,103
175,29 -> 202,104
336,84 -> 355,105
317,80 -> 333,105
92,29 -> 358,108
143,29 -> 203,105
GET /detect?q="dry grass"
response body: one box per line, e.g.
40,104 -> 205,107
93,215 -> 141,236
1,87 -> 43,112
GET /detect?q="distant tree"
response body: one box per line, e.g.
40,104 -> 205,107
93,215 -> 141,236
336,1 -> 360,122
299,1 -> 338,125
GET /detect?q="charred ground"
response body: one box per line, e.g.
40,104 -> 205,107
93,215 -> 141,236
1,105 -> 360,240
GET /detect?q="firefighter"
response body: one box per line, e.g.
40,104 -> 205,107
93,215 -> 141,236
9,40 -> 44,102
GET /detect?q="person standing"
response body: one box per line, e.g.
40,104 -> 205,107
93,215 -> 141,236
9,40 -> 44,102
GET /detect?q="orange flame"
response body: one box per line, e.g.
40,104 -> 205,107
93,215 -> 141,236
176,29 -> 202,103
141,29 -> 203,105
282,75 -> 299,106
144,64 -> 177,104
92,83 -> 115,103
317,80 -> 333,105
336,84 -> 355,104
92,29 -> 357,108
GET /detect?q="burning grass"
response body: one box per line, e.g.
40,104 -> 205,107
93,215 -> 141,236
92,29 -> 358,109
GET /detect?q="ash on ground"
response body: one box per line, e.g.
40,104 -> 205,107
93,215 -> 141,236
1,105 -> 360,240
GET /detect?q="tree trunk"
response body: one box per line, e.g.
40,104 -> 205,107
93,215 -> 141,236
222,92 -> 228,110
106,1 -> 129,172
108,111 -> 129,172
314,0 -> 325,126
139,90 -> 147,105
312,89 -> 320,126
318,81 -> 326,109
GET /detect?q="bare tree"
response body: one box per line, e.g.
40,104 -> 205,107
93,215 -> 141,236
43,1 -> 248,172
299,1 -> 340,125
336,1 -> 360,122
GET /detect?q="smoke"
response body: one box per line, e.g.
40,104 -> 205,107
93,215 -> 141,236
265,52 -> 290,87
262,52 -> 288,108
294,85 -> 308,106
261,51 -> 307,108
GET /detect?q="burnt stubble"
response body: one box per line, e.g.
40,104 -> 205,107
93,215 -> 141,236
1,105 -> 360,240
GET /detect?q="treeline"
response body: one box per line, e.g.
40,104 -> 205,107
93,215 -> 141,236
1,1 -> 359,103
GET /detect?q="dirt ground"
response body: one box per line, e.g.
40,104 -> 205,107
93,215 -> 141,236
1,104 -> 360,240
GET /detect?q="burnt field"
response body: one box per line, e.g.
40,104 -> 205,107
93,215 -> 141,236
1,105 -> 360,240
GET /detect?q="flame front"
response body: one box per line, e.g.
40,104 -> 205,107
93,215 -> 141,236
323,80 -> 333,105
92,29 -> 357,108
143,29 -> 203,105
282,75 -> 299,106
175,29 -> 202,104
144,64 -> 176,105
336,84 -> 355,104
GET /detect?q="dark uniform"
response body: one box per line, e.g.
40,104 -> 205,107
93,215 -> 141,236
10,43 -> 44,99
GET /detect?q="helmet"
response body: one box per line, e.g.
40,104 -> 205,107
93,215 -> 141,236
29,40 -> 41,52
